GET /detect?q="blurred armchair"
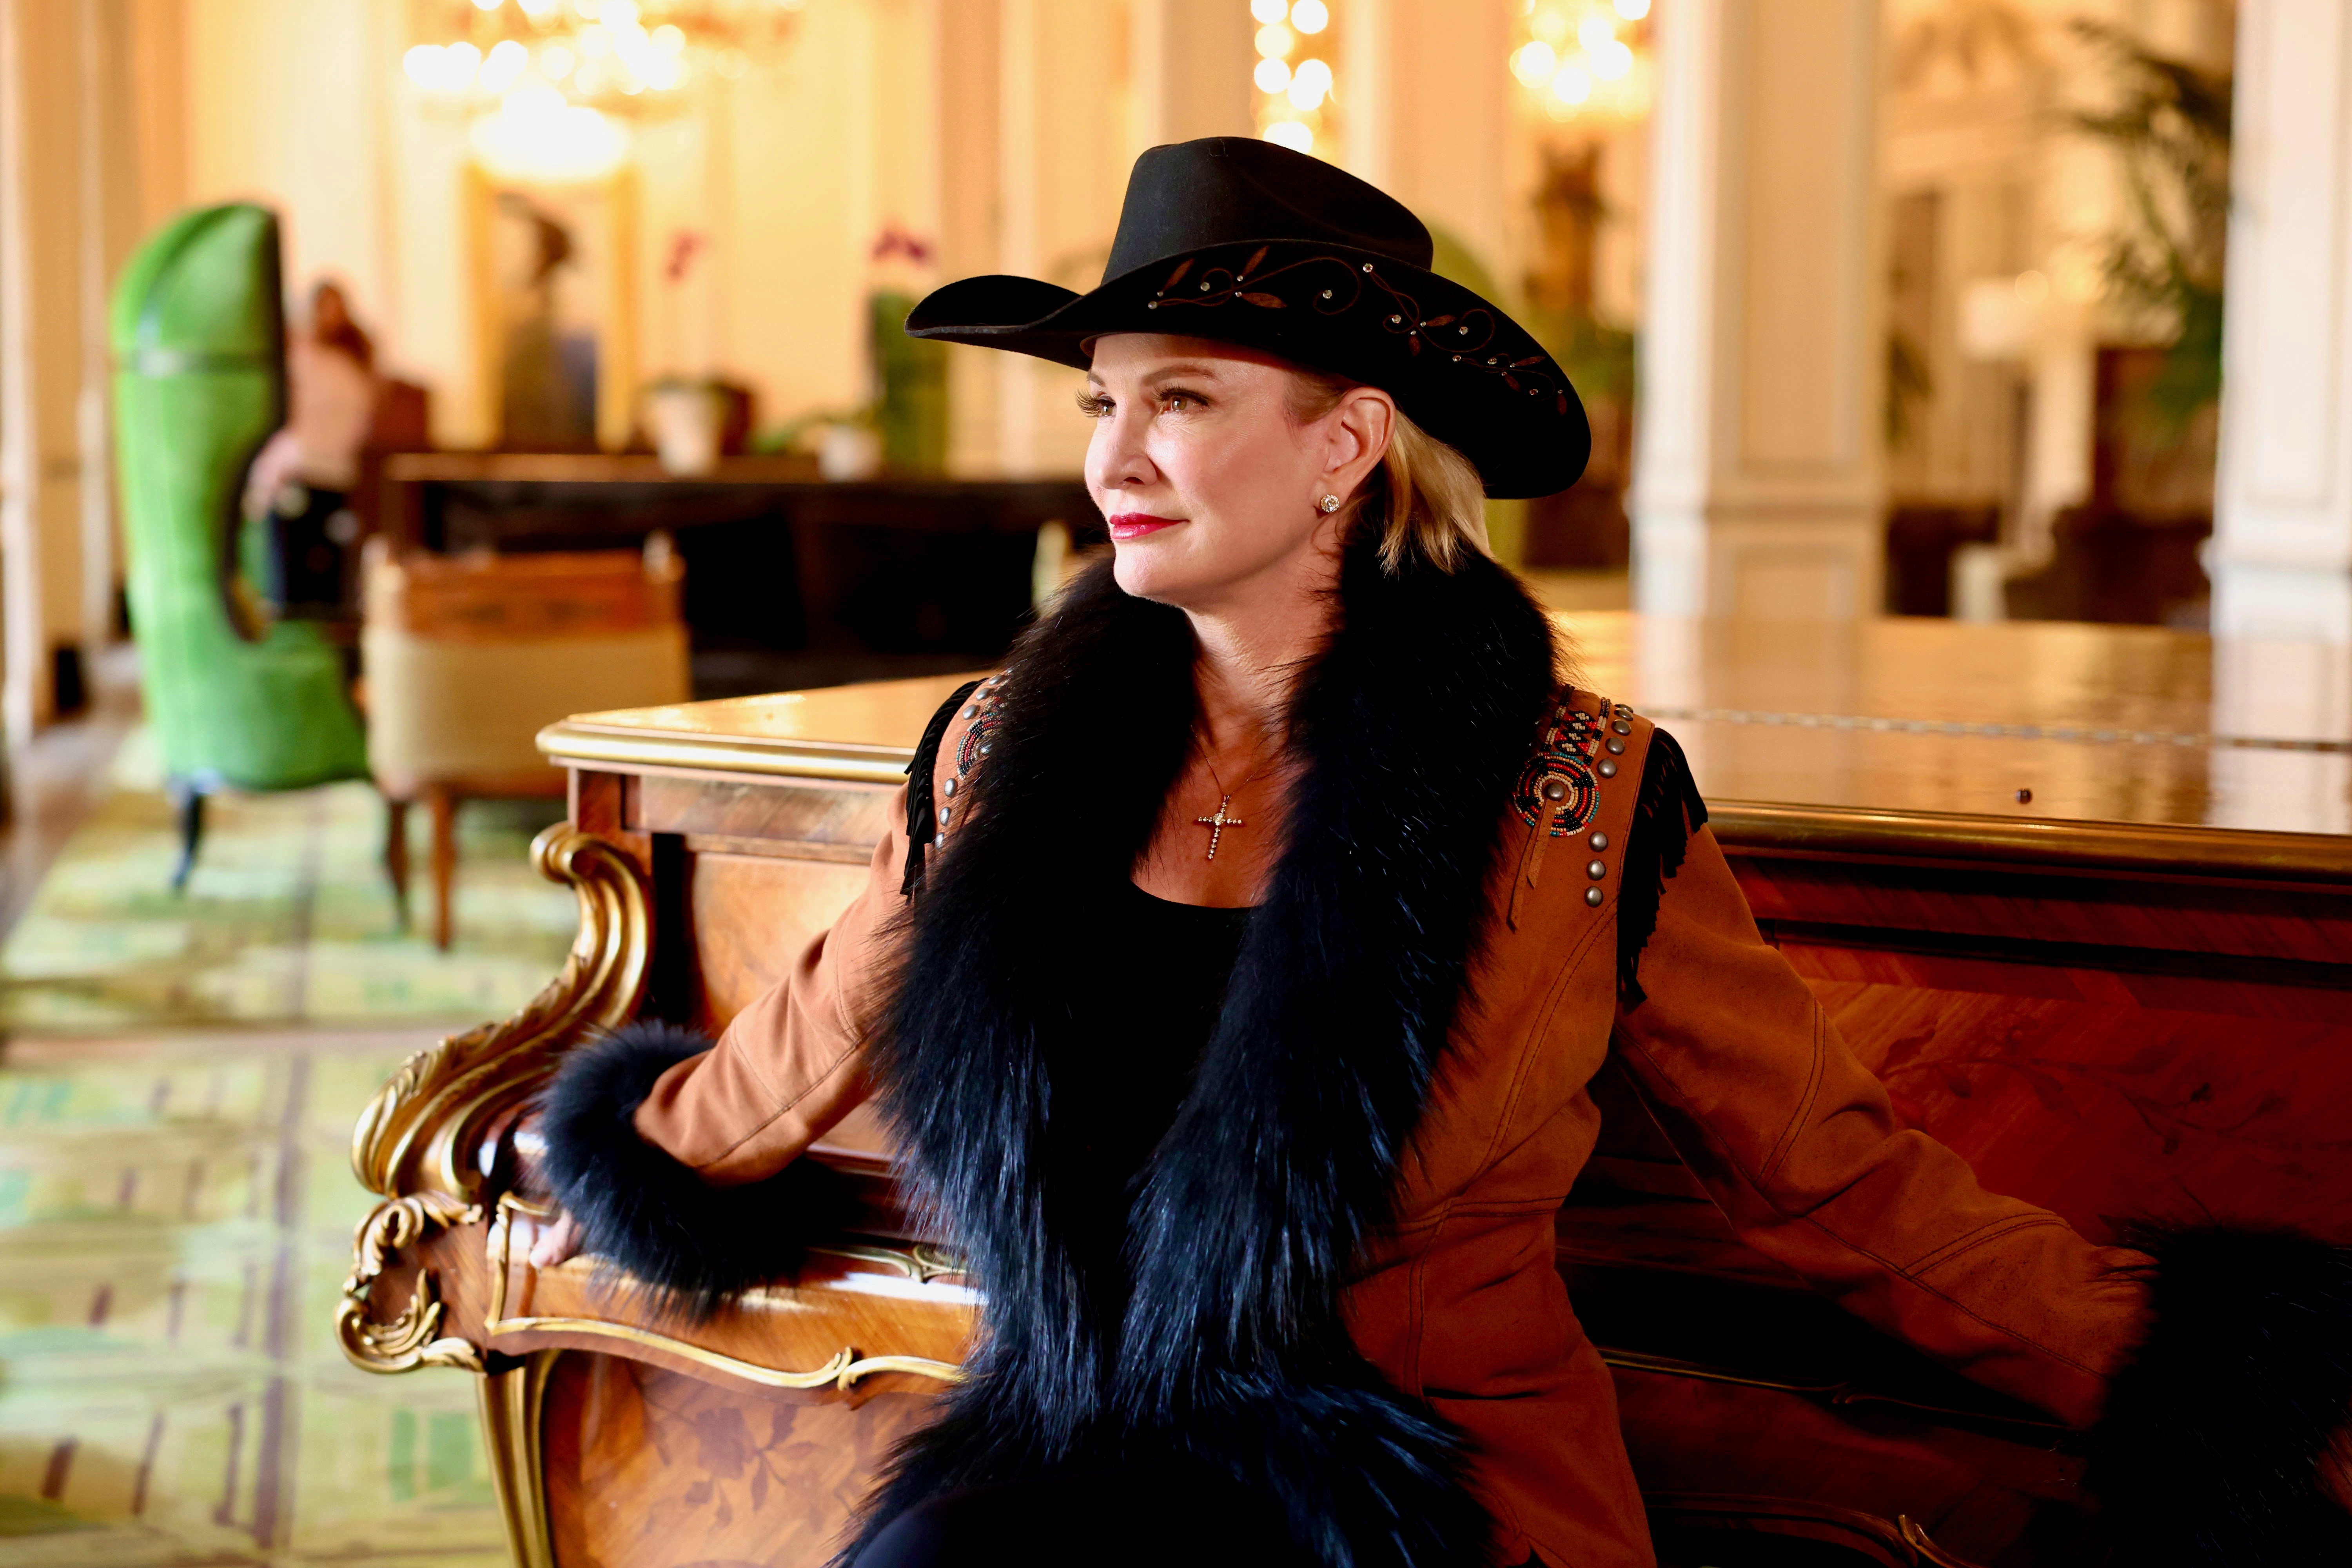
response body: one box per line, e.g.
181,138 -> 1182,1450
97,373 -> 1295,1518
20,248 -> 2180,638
110,203 -> 370,888
360,538 -> 690,948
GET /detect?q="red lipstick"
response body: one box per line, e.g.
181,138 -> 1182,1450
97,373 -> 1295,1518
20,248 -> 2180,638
1107,513 -> 1184,541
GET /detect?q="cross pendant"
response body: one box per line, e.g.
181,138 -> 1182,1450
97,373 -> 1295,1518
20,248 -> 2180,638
1193,794 -> 1245,860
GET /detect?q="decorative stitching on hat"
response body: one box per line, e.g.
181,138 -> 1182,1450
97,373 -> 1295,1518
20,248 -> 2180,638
1147,247 -> 1573,415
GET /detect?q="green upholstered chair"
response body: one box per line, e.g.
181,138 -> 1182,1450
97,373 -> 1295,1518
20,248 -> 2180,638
111,203 -> 369,888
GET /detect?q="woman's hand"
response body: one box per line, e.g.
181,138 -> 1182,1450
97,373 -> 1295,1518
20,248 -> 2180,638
482,1110 -> 585,1269
486,1208 -> 585,1269
517,1210 -> 584,1269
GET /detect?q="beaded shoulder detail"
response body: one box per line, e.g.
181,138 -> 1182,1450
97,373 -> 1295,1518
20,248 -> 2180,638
899,674 -> 1004,898
1510,690 -> 1635,840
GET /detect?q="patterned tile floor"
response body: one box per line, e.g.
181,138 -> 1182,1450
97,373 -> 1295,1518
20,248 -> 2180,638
0,738 -> 578,1564
2,731 -> 577,1036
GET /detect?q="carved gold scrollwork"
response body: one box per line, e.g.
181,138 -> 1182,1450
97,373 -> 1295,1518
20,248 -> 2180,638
483,1193 -> 965,1391
352,826 -> 652,1203
338,1192 -> 486,1373
338,827 -> 650,1381
808,1240 -> 969,1284
1900,1515 -> 1991,1568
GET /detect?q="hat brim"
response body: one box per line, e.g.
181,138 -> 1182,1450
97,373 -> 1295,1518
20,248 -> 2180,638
906,240 -> 1590,500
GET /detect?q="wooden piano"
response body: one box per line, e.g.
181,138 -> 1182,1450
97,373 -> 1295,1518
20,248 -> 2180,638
337,611 -> 2352,1568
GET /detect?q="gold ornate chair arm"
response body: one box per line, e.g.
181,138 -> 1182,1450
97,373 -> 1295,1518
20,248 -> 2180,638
350,826 -> 652,1205
339,826 -> 650,1377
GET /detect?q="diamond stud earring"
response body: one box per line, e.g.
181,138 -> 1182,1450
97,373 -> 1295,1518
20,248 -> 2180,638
1317,494 -> 1342,514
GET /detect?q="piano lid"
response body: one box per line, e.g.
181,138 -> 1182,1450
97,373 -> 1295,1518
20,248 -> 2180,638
538,610 -> 2352,877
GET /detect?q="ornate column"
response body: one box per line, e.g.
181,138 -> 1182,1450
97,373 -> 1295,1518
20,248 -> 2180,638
2208,0 -> 2352,642
2205,0 -> 2352,832
1630,0 -> 1887,619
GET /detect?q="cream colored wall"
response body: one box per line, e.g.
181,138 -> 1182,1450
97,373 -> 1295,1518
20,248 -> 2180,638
715,0 -> 873,430
182,1 -> 397,352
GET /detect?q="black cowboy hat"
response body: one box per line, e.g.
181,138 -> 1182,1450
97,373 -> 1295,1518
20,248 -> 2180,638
905,138 -> 1590,499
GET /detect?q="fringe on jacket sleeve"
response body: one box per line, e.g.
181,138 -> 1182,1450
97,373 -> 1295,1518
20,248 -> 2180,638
535,1020 -> 847,1319
1617,726 -> 1709,1009
899,679 -> 982,898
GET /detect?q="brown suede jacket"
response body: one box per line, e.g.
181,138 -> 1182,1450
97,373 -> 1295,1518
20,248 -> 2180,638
626,686 -> 2152,1568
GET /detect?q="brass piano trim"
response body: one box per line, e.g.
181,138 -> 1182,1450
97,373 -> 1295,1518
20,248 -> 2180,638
1710,800 -> 2352,884
484,1194 -> 967,1392
537,719 -> 919,786
480,1349 -> 561,1568
808,1240 -> 969,1284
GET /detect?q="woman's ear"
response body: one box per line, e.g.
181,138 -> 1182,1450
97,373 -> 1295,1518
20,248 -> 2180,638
1326,387 -> 1396,497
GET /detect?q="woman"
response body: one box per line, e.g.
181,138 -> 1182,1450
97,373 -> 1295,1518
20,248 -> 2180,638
527,140 -> 2350,1567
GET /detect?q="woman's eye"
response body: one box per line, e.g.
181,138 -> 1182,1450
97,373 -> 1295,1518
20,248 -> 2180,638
1159,391 -> 1202,413
1075,392 -> 1113,418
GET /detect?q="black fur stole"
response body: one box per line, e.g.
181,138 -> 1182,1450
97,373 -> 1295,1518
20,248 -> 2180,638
856,537 -> 1559,1567
2086,1227 -> 2352,1565
536,1021 -> 848,1316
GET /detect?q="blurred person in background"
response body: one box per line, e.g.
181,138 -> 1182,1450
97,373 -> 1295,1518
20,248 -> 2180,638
242,281 -> 380,619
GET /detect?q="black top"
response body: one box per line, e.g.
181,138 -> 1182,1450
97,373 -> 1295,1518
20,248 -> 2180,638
1044,880 -> 1253,1328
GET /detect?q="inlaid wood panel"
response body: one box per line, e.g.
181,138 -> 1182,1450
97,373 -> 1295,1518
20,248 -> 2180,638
544,1353 -> 940,1568
1566,970 -> 2352,1261
687,851 -> 876,1032
1806,978 -> 2352,1241
641,776 -> 896,853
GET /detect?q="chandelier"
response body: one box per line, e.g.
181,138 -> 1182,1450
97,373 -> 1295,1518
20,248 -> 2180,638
1250,0 -> 1336,158
403,0 -> 803,112
1510,0 -> 1653,123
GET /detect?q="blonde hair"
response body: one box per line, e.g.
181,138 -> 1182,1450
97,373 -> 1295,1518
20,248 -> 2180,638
1288,369 -> 1490,574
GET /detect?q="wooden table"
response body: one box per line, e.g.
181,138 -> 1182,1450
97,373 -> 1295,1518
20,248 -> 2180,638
337,611 -> 2352,1568
379,454 -> 1102,694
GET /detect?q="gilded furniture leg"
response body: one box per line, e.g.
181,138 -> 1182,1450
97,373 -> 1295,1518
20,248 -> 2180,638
479,1349 -> 561,1568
